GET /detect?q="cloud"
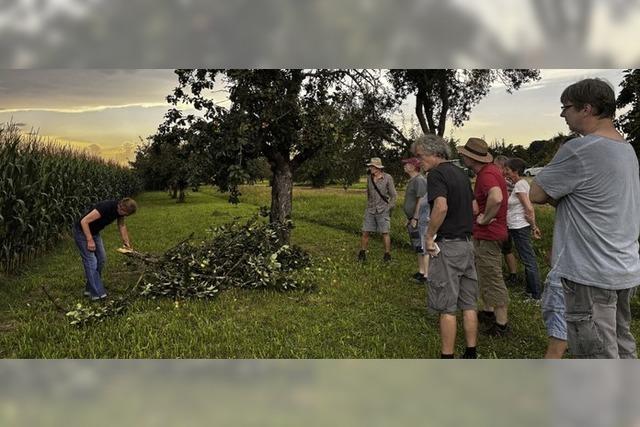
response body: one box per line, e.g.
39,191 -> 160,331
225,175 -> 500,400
0,102 -> 168,114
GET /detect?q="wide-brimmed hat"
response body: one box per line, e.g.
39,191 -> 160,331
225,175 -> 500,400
401,157 -> 421,169
366,157 -> 384,169
457,137 -> 493,163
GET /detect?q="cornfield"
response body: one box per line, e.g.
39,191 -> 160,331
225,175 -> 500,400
0,123 -> 142,273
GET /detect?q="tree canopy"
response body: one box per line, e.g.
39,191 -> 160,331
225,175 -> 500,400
617,69 -> 640,157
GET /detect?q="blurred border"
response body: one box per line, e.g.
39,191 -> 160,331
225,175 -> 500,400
1,0 -> 640,68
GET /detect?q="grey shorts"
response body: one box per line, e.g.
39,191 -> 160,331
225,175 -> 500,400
562,278 -> 638,359
407,222 -> 423,253
427,240 -> 478,314
362,210 -> 391,234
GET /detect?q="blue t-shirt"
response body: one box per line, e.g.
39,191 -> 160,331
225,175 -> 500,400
534,135 -> 640,290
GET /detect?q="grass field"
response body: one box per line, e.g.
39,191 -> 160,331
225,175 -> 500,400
1,184 -> 638,358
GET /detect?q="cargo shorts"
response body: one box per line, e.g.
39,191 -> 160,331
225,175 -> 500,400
474,239 -> 509,308
562,279 -> 638,359
427,239 -> 478,314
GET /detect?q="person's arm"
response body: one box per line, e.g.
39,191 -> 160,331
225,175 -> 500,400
516,191 -> 541,239
425,196 -> 447,256
410,196 -> 422,227
79,209 -> 101,252
387,175 -> 398,207
118,217 -> 132,249
529,180 -> 554,205
476,186 -> 502,225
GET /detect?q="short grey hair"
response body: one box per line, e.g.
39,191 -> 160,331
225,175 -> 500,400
411,134 -> 451,160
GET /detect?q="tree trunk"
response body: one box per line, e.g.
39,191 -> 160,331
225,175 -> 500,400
270,160 -> 293,243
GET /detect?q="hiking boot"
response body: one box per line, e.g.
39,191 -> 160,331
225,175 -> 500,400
357,250 -> 366,262
486,322 -> 512,337
383,253 -> 392,262
477,310 -> 496,326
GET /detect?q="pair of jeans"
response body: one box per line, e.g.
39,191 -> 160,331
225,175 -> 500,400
509,226 -> 541,299
73,225 -> 107,298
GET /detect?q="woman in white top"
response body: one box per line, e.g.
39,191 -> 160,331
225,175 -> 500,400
504,158 -> 542,300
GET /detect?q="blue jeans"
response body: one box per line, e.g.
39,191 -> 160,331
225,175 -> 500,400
73,225 -> 107,298
509,226 -> 541,299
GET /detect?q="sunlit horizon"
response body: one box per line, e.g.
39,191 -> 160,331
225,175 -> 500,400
0,69 -> 627,164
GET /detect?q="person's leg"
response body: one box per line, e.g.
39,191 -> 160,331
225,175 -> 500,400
616,286 -> 638,359
419,254 -> 429,277
462,309 -> 478,348
440,313 -> 457,356
360,232 -> 369,251
545,337 -> 568,359
476,240 -> 509,325
73,227 -> 107,298
382,233 -> 391,254
511,227 -> 542,298
94,234 -> 106,277
563,279 -> 616,358
542,278 -> 568,358
505,253 -> 517,276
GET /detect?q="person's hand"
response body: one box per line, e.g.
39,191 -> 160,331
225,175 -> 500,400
476,213 -> 496,226
425,236 -> 438,257
532,226 -> 542,240
87,239 -> 96,252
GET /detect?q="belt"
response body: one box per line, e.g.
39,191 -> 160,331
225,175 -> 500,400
434,236 -> 471,243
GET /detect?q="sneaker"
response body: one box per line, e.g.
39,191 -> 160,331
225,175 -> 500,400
505,274 -> 518,287
486,322 -> 512,337
524,296 -> 541,305
357,250 -> 366,262
383,253 -> 392,262
412,272 -> 428,284
90,294 -> 107,301
83,291 -> 91,298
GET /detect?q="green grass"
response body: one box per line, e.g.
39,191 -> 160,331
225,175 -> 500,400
1,185 -> 638,358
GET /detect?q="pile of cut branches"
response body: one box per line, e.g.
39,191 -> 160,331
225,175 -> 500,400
135,215 -> 312,299
58,213 -> 313,326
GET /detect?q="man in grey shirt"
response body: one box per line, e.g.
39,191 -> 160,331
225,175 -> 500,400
402,157 -> 428,282
359,157 -> 397,262
531,78 -> 640,358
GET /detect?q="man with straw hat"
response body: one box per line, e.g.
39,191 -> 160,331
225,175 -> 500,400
358,157 -> 397,262
459,137 -> 511,337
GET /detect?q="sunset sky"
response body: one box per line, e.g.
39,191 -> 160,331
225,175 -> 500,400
0,69 -> 626,163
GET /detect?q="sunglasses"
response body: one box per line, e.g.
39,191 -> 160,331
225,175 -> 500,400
560,104 -> 574,112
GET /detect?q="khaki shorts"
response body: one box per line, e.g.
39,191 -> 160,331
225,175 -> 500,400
427,240 -> 478,314
474,239 -> 509,308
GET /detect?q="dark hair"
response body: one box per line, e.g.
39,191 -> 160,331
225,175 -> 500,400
505,158 -> 526,176
560,78 -> 616,119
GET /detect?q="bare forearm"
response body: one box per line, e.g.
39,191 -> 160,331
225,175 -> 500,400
426,204 -> 447,240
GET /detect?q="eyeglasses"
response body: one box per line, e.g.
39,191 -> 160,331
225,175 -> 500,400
560,104 -> 574,112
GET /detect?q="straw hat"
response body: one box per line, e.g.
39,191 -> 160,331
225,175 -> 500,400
366,157 -> 384,169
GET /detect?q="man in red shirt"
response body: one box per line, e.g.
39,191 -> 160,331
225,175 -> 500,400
459,138 -> 511,336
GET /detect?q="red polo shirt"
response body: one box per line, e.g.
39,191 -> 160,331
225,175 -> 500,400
473,163 -> 508,241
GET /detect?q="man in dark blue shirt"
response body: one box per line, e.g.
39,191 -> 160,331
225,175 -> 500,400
73,198 -> 137,300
